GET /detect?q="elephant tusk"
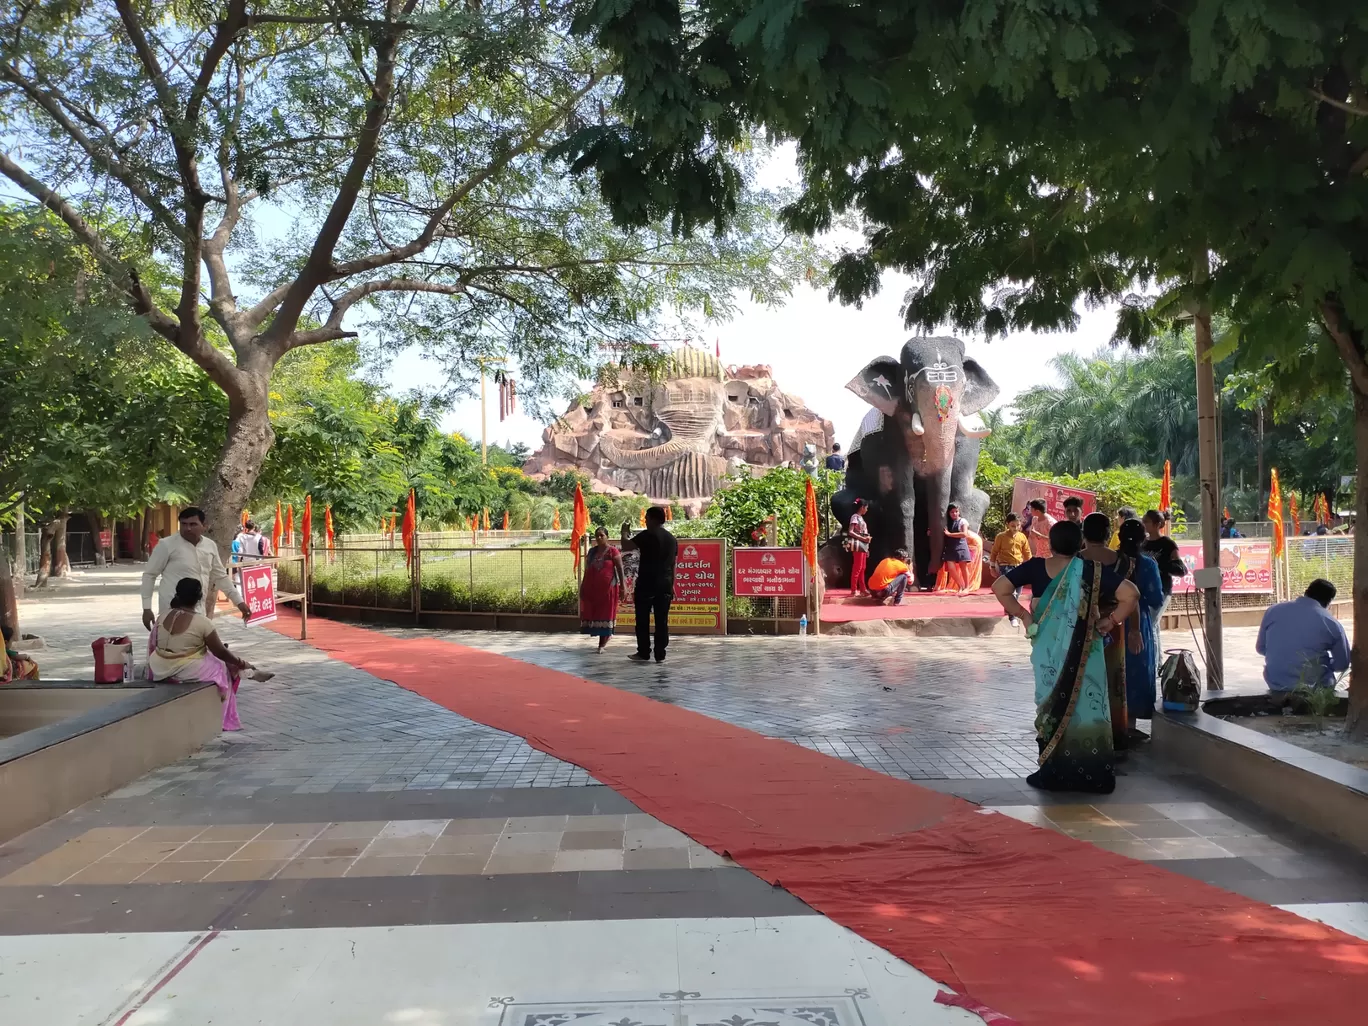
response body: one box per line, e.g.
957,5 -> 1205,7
910,410 -> 926,436
959,412 -> 992,438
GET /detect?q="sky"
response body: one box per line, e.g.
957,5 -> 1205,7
387,277 -> 1122,456
384,144 -> 1123,456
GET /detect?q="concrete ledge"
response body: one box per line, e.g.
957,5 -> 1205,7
1152,705 -> 1368,855
0,683 -> 221,845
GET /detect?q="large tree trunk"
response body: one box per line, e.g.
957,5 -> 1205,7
33,520 -> 57,588
199,377 -> 274,562
50,513 -> 71,577
1194,304 -> 1224,690
1347,386 -> 1368,738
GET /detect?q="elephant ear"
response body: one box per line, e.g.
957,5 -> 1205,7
845,357 -> 903,416
960,358 -> 1000,416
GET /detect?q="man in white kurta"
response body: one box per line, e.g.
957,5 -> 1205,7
141,508 -> 251,630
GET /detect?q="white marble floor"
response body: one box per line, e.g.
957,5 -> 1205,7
0,916 -> 984,1026
1277,902 -> 1368,942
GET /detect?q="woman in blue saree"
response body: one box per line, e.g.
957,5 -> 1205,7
1116,518 -> 1166,737
992,520 -> 1141,794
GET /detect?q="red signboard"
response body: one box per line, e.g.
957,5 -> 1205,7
618,537 -> 725,634
238,564 -> 278,623
1009,477 -> 1097,523
97,529 -> 112,551
733,547 -> 806,597
1174,539 -> 1274,594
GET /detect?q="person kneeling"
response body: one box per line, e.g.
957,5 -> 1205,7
146,577 -> 271,731
868,549 -> 913,605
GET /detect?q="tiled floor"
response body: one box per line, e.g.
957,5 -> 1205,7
0,815 -> 727,886
2,566 -> 1366,1026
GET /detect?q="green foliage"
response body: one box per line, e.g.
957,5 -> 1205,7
704,467 -> 836,547
0,203 -> 226,524
1011,332 -> 1351,503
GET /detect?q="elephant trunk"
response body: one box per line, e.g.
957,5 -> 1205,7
598,435 -> 690,470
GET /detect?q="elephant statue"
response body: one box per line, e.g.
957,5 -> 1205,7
833,336 -> 999,589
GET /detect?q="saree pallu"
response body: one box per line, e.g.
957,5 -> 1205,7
1027,558 -> 1115,793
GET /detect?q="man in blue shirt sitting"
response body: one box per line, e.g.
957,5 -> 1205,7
1255,578 -> 1350,691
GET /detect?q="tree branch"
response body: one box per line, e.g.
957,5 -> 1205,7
0,64 -> 186,241
321,70 -> 607,283
0,150 -> 242,393
1320,297 -> 1368,396
287,277 -> 467,349
1308,87 -> 1368,118
257,20 -> 406,352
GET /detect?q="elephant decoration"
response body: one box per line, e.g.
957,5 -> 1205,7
828,336 -> 999,589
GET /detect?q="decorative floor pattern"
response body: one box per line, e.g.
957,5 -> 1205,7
1,815 -> 730,886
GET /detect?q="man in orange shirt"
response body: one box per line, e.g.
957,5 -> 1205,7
868,548 -> 912,605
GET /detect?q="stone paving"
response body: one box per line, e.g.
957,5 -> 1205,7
2,566 -> 1367,1023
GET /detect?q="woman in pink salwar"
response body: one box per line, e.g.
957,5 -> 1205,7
146,578 -> 269,730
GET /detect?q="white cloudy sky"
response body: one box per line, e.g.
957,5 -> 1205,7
388,267 -> 1122,455
385,146 -> 1123,454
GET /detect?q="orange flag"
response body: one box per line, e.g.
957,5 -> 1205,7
285,504 -> 294,546
571,483 -> 590,572
1223,506 -> 1231,522
1289,492 -> 1301,536
502,510 -> 509,532
400,489 -> 416,567
272,501 -> 283,554
1159,460 -> 1171,512
325,505 -> 335,561
1267,469 -> 1285,558
241,509 -> 249,528
482,508 -> 490,531
639,508 -> 646,527
665,505 -> 673,522
553,507 -> 561,531
301,496 -> 312,558
802,477 -> 819,572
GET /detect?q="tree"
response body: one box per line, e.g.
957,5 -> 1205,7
0,204 -> 226,576
1010,332 -> 1352,504
0,0 -> 817,550
565,1 -> 1368,732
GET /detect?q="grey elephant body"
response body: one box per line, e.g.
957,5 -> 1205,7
837,336 -> 998,589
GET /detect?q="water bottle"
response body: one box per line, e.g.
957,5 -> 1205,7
798,614 -> 808,637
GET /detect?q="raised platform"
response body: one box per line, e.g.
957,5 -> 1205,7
820,588 -> 1008,637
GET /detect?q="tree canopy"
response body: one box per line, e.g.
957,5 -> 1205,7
0,0 -> 819,540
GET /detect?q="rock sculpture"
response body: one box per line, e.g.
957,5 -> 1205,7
524,349 -> 833,502
825,336 -> 998,590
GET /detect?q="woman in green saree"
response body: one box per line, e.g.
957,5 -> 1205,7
993,520 -> 1140,794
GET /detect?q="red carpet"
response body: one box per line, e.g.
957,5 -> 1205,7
273,614 -> 1368,1025
821,588 -> 1002,622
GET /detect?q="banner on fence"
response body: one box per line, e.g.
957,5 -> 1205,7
618,538 -> 725,634
1174,539 -> 1273,593
1009,477 -> 1097,523
733,547 -> 806,597
238,564 -> 278,623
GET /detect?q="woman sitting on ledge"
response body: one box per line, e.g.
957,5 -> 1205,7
1,624 -> 40,683
146,577 -> 271,730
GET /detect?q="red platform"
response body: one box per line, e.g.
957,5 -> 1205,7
821,586 -> 1003,623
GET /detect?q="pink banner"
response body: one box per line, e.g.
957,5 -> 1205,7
1174,539 -> 1273,593
238,564 -> 278,623
1009,477 -> 1097,523
733,547 -> 806,597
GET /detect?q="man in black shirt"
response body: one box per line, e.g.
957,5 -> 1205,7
1141,510 -> 1187,599
620,506 -> 679,663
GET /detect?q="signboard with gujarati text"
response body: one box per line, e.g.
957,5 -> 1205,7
1174,539 -> 1273,594
617,538 -> 725,635
237,564 -> 278,623
733,547 -> 805,597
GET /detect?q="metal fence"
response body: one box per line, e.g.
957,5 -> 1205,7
1283,535 -> 1354,598
1,530 -> 96,571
